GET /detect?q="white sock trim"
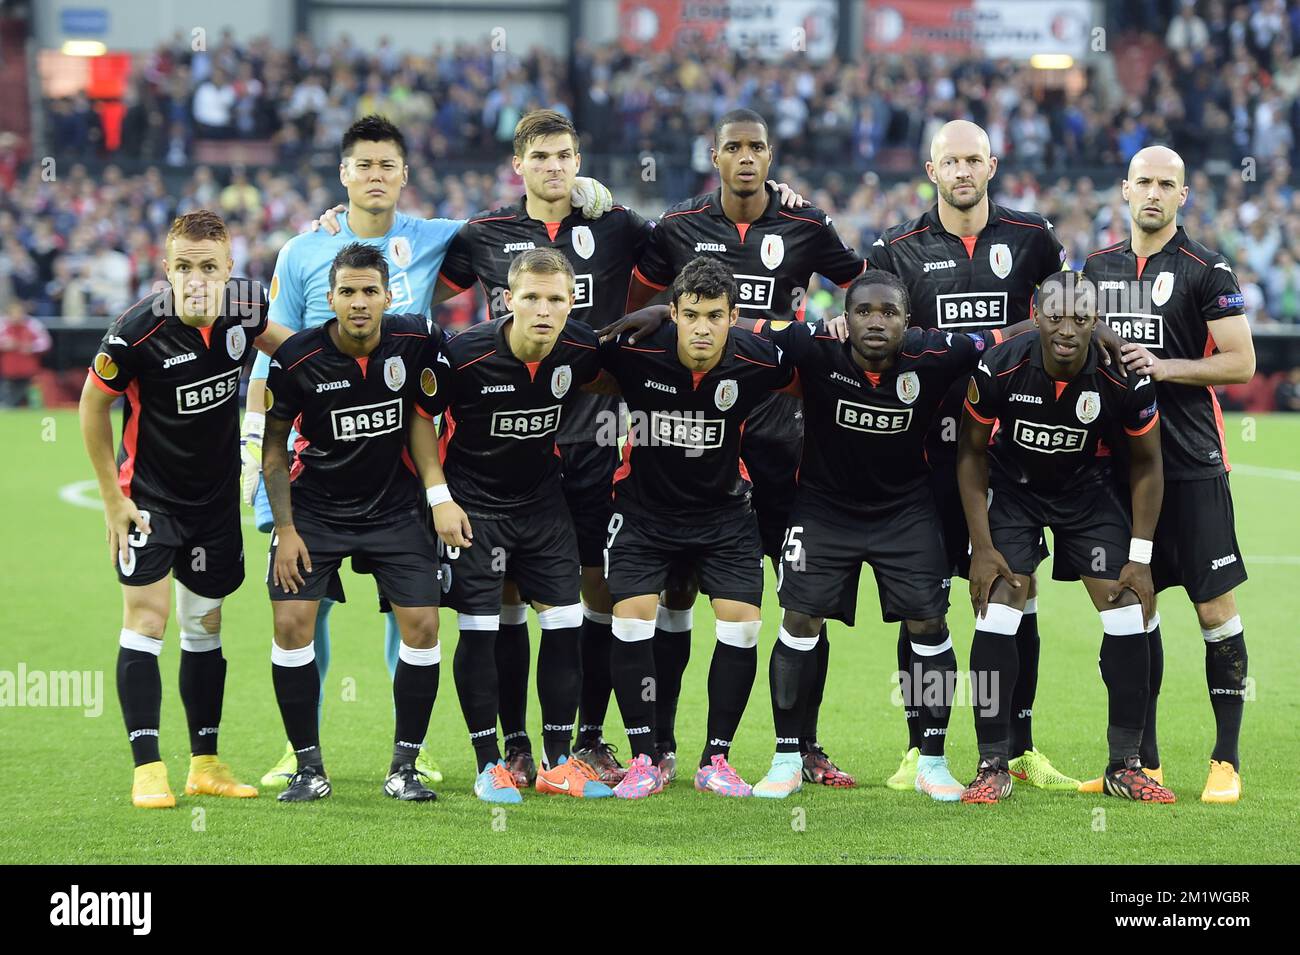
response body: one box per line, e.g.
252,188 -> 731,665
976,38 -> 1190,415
1023,597 -> 1038,614
1100,604 -> 1146,636
716,619 -> 760,649
271,642 -> 316,667
581,603 -> 612,625
537,603 -> 583,629
778,626 -> 818,652
656,605 -> 693,632
612,616 -> 656,642
499,603 -> 528,626
458,613 -> 500,632
1145,611 -> 1161,633
977,603 -> 1023,636
911,635 -> 954,657
1201,615 -> 1243,643
179,633 -> 222,653
398,643 -> 441,666
119,628 -> 162,655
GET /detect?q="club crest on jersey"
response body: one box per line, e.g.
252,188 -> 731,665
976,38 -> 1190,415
226,326 -> 247,361
384,356 -> 406,392
389,236 -> 413,269
571,226 -> 595,260
1151,271 -> 1175,307
896,371 -> 920,405
551,364 -> 572,399
420,367 -> 437,397
1076,390 -> 1101,425
715,378 -> 739,411
761,234 -> 784,270
990,243 -> 1012,280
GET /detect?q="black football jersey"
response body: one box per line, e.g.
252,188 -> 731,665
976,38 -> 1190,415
768,321 -> 1001,515
88,279 -> 268,510
265,314 -> 444,525
438,198 -> 652,446
429,317 -> 602,520
599,321 -> 794,517
965,334 -> 1159,492
633,186 -> 865,320
1081,226 -> 1245,480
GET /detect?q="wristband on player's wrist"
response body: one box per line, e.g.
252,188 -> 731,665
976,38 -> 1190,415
1128,538 -> 1153,565
426,484 -> 453,507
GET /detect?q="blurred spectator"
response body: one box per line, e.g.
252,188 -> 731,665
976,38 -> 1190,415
0,302 -> 51,407
192,69 -> 236,139
1276,368 -> 1300,410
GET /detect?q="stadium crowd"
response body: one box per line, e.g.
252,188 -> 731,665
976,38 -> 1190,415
8,0 -> 1300,407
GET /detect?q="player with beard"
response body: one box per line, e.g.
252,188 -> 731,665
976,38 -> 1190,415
866,121 -> 1120,794
622,108 -> 866,787
1081,146 -> 1255,803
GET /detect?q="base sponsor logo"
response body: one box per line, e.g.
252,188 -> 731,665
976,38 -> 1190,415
648,410 -> 725,450
835,399 -> 913,433
332,398 -> 403,440
490,404 -> 562,439
734,274 -> 775,310
176,368 -> 241,414
1012,419 -> 1087,453
935,291 -> 1008,328
1105,312 -> 1164,349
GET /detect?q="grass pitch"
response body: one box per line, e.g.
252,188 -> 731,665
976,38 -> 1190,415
1,410 -> 1297,864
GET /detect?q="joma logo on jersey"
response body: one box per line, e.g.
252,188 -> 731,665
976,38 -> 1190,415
1012,420 -> 1087,453
649,410 -> 725,450
644,378 -> 677,394
834,399 -> 913,434
1010,393 -> 1043,404
316,380 -> 351,393
1105,312 -> 1164,349
923,259 -> 956,273
176,369 -> 241,415
695,242 -> 727,253
331,399 -> 403,441
734,274 -> 775,310
830,371 -> 862,388
503,241 -> 535,253
163,352 -> 197,369
935,292 -> 1008,328
490,405 -> 562,439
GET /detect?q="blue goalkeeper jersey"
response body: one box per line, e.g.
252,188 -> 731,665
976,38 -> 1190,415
251,209 -> 463,380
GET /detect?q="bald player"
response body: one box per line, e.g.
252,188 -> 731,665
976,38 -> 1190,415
866,120 -> 1105,794
1081,146 -> 1255,803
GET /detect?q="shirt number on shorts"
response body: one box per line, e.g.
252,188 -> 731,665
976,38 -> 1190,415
603,512 -> 625,579
118,509 -> 152,577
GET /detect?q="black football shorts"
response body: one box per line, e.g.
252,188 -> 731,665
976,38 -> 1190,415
988,479 -> 1129,582
114,497 -> 244,598
440,505 -> 581,614
559,439 -> 620,569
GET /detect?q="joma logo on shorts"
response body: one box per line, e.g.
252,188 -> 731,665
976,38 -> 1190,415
1210,553 -> 1238,570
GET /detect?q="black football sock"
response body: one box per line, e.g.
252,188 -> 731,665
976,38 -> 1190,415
537,612 -> 582,766
178,643 -> 225,757
771,629 -> 817,753
1140,616 -> 1164,769
700,624 -> 759,766
1099,606 -> 1149,771
653,606 -> 691,753
911,626 -> 956,757
117,632 -> 163,767
970,607 -> 1021,764
1010,604 -> 1040,756
271,642 -> 323,771
800,626 -> 830,751
391,645 -> 441,774
611,617 -> 657,758
1205,628 -> 1248,770
577,608 -> 614,749
453,623 -> 501,772
897,622 -> 922,751
496,609 -> 532,755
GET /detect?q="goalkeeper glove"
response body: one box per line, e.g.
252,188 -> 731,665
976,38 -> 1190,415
571,176 -> 613,219
240,412 -> 264,507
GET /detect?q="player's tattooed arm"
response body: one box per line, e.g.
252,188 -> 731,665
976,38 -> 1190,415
263,415 -> 312,593
1114,418 -> 1163,625
1121,315 -> 1255,385
957,407 -> 1019,617
78,376 -> 151,565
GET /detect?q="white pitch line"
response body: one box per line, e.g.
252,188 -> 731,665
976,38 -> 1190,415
1232,464 -> 1300,481
1245,555 -> 1300,565
57,480 -> 258,525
